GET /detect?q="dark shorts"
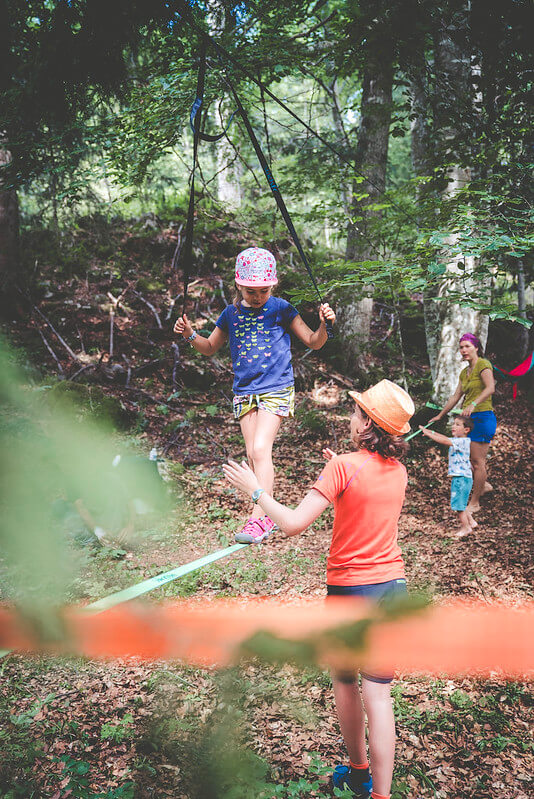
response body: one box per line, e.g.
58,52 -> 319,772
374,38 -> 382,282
327,578 -> 408,684
468,410 -> 497,444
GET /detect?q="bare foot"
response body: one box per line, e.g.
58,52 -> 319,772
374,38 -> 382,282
466,512 -> 478,529
466,503 -> 481,513
455,527 -> 472,538
482,481 -> 493,495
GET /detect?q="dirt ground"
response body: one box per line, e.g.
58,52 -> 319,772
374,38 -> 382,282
1,380 -> 532,799
1,238 -> 533,798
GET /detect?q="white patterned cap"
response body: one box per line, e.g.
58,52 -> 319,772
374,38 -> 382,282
235,247 -> 278,286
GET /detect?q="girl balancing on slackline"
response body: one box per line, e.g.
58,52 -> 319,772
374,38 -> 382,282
223,379 -> 415,799
429,332 -> 496,513
174,247 -> 336,543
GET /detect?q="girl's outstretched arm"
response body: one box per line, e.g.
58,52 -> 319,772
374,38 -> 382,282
173,313 -> 227,356
289,303 -> 336,350
222,459 -> 330,536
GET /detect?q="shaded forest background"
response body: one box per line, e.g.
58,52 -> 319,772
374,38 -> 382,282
1,0 -> 532,391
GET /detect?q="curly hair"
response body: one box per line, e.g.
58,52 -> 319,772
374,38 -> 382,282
352,409 -> 409,460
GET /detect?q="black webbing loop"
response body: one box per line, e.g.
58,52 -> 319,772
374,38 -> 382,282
180,43 -> 206,315
225,76 -> 333,339
190,101 -> 236,142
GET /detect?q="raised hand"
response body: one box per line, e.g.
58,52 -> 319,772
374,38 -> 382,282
173,314 -> 193,338
319,303 -> 336,325
222,459 -> 261,497
322,447 -> 337,461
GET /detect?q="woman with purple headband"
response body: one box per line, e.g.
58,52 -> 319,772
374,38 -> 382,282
429,333 -> 496,513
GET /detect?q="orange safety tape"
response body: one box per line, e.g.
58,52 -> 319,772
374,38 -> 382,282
0,599 -> 532,678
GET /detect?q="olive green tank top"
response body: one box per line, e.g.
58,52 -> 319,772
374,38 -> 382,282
460,358 -> 493,412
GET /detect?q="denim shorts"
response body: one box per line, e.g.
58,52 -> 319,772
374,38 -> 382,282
468,410 -> 497,443
232,385 -> 295,421
450,475 -> 473,511
327,578 -> 407,684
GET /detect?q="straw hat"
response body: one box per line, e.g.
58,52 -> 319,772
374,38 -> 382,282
348,379 -> 415,435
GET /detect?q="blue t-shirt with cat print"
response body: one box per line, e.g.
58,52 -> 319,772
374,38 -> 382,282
216,297 -> 299,394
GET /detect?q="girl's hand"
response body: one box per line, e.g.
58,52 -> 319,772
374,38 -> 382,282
419,425 -> 430,435
319,303 -> 336,325
322,447 -> 337,461
222,459 -> 261,497
173,314 -> 194,338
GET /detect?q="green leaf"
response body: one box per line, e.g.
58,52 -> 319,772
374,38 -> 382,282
428,262 -> 446,275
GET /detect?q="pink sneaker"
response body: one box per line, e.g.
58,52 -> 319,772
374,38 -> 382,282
261,515 -> 278,536
234,517 -> 273,544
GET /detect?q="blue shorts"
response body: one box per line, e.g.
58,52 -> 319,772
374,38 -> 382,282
450,475 -> 473,511
468,410 -> 497,443
327,578 -> 407,684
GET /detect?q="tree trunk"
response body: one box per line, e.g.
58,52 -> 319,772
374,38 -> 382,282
215,97 -> 242,210
409,44 -> 430,180
204,2 -> 241,210
517,259 -> 529,359
328,76 -> 351,218
337,31 -> 394,372
421,7 -> 491,403
409,42 -> 441,378
0,146 -> 20,316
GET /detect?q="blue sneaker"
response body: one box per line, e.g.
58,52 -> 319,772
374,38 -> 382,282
331,764 -> 372,797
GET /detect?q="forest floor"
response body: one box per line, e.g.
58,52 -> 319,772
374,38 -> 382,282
1,218 -> 533,799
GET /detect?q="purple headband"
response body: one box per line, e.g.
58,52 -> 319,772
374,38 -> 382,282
459,333 -> 481,348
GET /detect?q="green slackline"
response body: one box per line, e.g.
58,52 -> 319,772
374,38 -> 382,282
405,401 -> 463,441
405,420 -> 434,441
0,543 -> 247,659
84,543 -> 247,614
426,402 -> 461,415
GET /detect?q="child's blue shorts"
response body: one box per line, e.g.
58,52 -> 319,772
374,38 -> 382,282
450,475 -> 473,511
468,410 -> 497,443
327,578 -> 407,684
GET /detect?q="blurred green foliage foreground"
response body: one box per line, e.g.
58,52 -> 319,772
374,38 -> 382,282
0,338 -> 169,632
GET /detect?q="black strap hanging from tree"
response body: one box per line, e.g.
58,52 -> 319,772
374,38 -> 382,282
181,47 -> 236,314
180,43 -> 206,315
225,75 -> 333,338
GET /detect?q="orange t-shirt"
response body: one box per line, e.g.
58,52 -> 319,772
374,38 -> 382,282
312,450 -> 407,586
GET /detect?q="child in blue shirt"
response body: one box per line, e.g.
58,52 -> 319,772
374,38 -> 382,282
174,247 -> 335,543
419,416 -> 476,537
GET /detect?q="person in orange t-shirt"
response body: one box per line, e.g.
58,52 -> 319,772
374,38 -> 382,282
223,379 -> 415,799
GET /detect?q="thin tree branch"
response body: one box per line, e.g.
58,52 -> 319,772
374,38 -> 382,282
171,342 -> 181,389
122,354 -> 132,388
130,290 -> 163,329
287,11 -> 337,42
109,309 -> 115,357
36,327 -> 64,375
32,305 -> 79,361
